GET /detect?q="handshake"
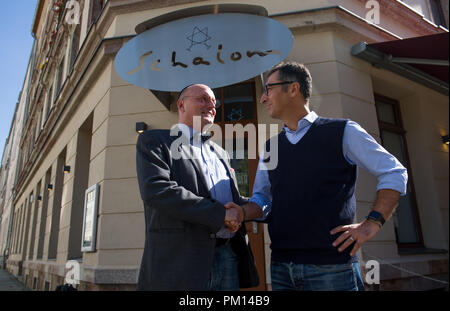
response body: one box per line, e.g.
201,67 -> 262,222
224,202 -> 244,233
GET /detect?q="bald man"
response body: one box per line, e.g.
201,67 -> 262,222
136,84 -> 259,291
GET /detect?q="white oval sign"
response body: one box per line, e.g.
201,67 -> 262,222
114,13 -> 293,91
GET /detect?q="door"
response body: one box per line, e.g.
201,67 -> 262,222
213,81 -> 266,290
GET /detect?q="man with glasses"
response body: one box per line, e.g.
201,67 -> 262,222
227,62 -> 407,290
136,84 -> 258,290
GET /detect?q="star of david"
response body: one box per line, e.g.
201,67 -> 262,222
186,26 -> 212,51
227,108 -> 244,121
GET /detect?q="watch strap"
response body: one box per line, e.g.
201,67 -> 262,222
367,210 -> 385,226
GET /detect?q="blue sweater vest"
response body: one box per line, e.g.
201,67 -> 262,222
267,117 -> 358,264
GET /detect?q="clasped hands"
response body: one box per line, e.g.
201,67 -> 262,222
224,202 -> 244,233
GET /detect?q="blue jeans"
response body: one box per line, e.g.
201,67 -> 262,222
271,260 -> 365,291
206,243 -> 239,291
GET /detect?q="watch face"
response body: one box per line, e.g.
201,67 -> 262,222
368,211 -> 385,224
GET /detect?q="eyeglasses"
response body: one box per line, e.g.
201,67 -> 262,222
182,95 -> 221,108
263,81 -> 295,96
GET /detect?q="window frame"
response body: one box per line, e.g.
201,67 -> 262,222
374,93 -> 424,248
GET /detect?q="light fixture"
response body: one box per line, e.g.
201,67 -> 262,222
37,195 -> 42,201
441,135 -> 449,145
63,165 -> 71,173
47,184 -> 53,191
136,122 -> 148,134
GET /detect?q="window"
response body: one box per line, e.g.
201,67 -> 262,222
69,25 -> 81,71
55,57 -> 65,98
89,0 -> 107,28
213,81 -> 258,197
18,199 -> 28,254
375,94 -> 424,247
28,181 -> 41,260
24,93 -> 30,124
37,171 -> 51,259
68,115 -> 93,260
48,149 -> 66,259
429,0 -> 447,27
214,82 -> 257,125
27,139 -> 32,162
44,85 -> 53,120
35,108 -> 43,142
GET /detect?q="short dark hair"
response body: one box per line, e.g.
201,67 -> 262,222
267,62 -> 312,101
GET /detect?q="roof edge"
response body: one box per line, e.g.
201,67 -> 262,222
31,0 -> 45,37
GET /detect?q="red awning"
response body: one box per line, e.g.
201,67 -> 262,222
370,32 -> 448,84
351,32 -> 449,95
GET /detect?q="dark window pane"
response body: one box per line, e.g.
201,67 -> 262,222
90,0 -> 106,27
214,106 -> 222,123
228,137 -> 249,197
70,25 -> 81,71
381,130 -> 406,166
56,57 -> 65,96
47,87 -> 52,114
213,88 -> 222,123
224,83 -> 254,121
394,193 -> 420,243
376,100 -> 396,124
381,130 -> 420,244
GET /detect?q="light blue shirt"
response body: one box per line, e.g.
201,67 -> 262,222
249,111 -> 408,219
183,125 -> 234,238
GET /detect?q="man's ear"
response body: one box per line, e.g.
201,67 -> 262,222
177,99 -> 184,112
289,82 -> 301,97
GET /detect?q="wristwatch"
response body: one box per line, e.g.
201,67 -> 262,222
366,210 -> 385,226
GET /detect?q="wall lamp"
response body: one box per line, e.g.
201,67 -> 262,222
37,195 -> 42,201
63,165 -> 71,173
47,184 -> 53,191
442,135 -> 449,145
136,122 -> 148,134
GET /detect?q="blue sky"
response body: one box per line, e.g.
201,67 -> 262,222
0,1 -> 38,161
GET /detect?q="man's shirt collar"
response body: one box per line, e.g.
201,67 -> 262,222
282,111 -> 318,134
175,123 -> 211,144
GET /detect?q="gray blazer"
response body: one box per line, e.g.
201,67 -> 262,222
136,128 -> 259,290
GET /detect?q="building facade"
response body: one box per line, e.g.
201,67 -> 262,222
1,0 -> 448,290
0,53 -> 34,270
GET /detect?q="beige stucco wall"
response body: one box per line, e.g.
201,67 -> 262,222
103,0 -> 438,43
84,62 -> 178,267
